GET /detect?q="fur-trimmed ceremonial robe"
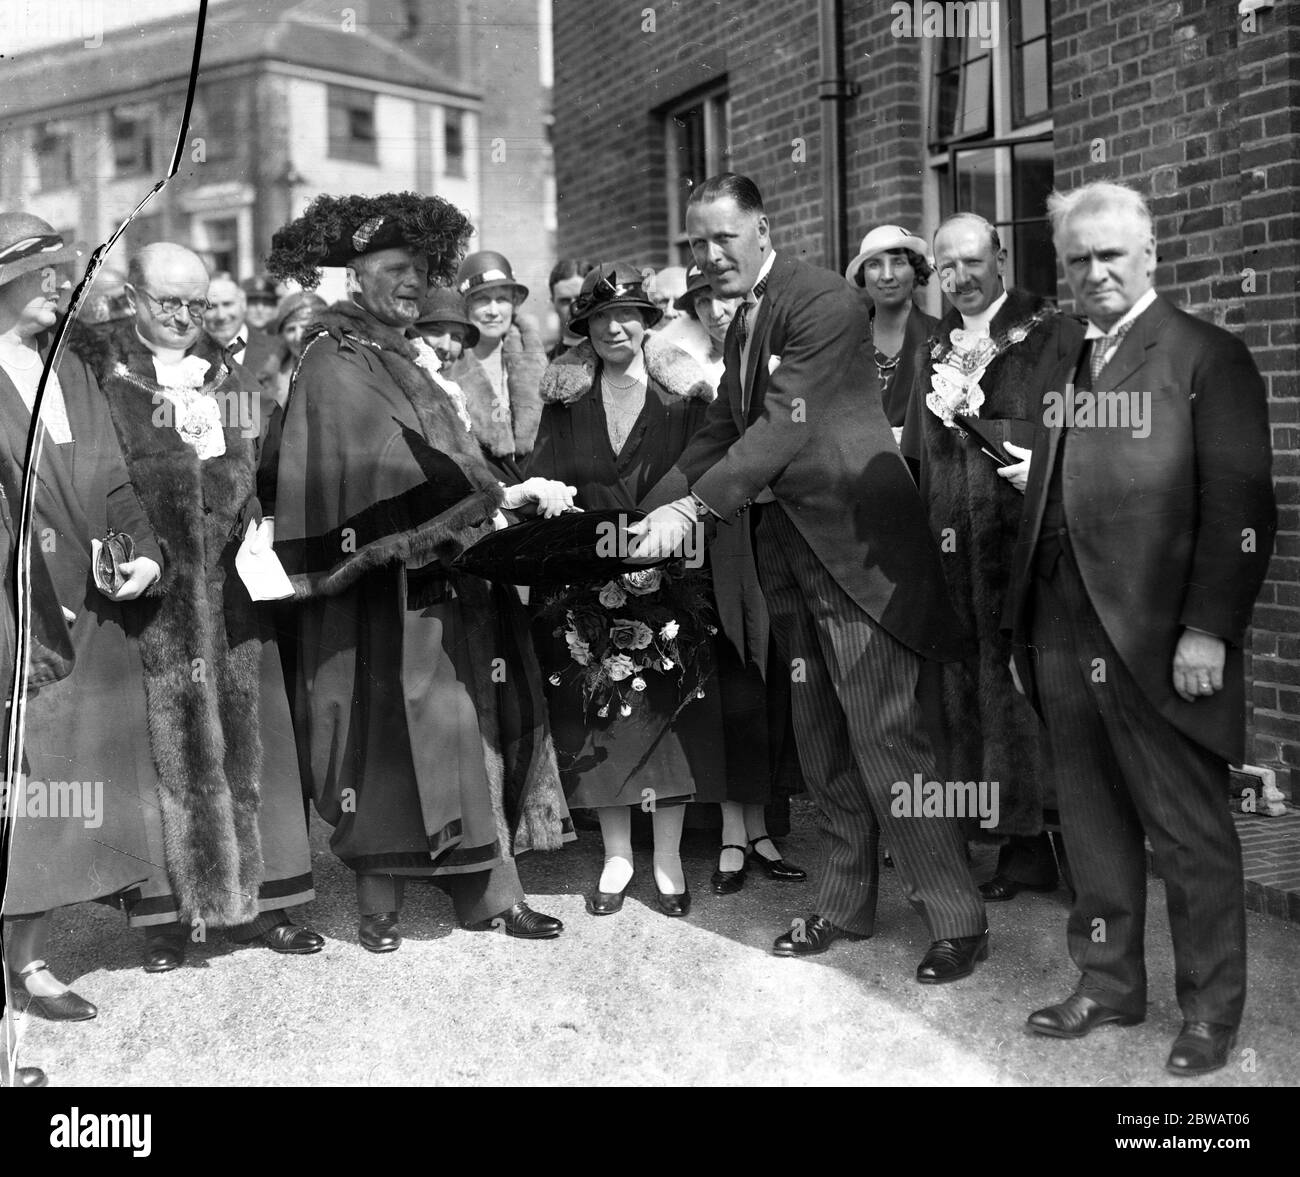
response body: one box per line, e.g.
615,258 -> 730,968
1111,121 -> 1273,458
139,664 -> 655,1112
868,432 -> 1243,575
273,302 -> 572,867
447,319 -> 547,482
78,323 -> 314,927
902,289 -> 1086,838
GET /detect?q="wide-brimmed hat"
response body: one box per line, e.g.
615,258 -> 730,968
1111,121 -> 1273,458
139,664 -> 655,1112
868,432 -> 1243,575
455,251 -> 528,304
269,290 -> 328,337
844,225 -> 929,285
241,274 -> 279,305
415,286 -> 480,346
673,265 -> 713,315
266,192 -> 473,289
567,262 -> 663,337
0,212 -> 87,288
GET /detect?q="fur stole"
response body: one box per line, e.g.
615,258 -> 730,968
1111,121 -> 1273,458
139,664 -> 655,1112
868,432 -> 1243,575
447,319 -> 548,458
73,322 -> 265,926
280,303 -> 504,599
539,333 -> 717,405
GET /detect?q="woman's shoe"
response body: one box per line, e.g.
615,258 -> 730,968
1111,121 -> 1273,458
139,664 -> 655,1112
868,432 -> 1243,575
8,964 -> 97,1022
747,835 -> 807,881
655,886 -> 691,917
710,844 -> 748,895
585,875 -> 631,915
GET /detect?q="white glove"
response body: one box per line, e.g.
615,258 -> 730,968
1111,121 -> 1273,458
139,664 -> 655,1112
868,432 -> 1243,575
500,477 -> 579,518
626,498 -> 695,561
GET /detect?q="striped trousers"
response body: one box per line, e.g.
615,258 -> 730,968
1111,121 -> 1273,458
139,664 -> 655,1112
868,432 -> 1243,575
1031,545 -> 1246,1026
754,505 -> 987,940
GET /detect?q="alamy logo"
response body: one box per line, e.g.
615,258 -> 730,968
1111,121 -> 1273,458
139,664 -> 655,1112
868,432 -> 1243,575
595,517 -> 703,568
891,2 -> 1000,49
50,1109 -> 151,1157
890,773 -> 1001,830
1042,384 -> 1151,439
0,777 -> 103,828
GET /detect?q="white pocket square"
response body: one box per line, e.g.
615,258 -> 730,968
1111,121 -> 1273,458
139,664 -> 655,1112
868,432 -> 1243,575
767,355 -> 782,375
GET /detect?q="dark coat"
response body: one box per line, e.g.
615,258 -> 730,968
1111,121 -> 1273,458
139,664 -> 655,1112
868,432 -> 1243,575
79,324 -> 297,927
1007,294 -> 1277,764
870,301 -> 937,428
905,289 -> 1085,836
235,325 -> 279,381
273,301 -> 571,865
0,348 -> 164,915
529,334 -> 726,808
677,252 -> 969,663
447,319 -> 548,482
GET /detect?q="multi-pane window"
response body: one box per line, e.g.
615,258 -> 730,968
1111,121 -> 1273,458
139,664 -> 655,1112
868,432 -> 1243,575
664,84 -> 729,265
327,86 -> 378,164
112,107 -> 154,177
34,122 -> 75,190
926,0 -> 1055,298
198,217 -> 238,277
444,108 -> 466,177
193,80 -> 241,163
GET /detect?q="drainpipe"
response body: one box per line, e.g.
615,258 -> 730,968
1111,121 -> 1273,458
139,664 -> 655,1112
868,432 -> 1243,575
817,0 -> 859,270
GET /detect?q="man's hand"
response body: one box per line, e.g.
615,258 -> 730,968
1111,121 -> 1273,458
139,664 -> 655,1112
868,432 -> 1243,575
626,498 -> 695,561
995,441 -> 1032,494
110,556 -> 161,601
500,477 -> 579,518
1172,628 -> 1226,703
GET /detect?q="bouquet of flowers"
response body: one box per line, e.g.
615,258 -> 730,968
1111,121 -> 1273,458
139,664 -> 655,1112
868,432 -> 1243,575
541,562 -> 716,722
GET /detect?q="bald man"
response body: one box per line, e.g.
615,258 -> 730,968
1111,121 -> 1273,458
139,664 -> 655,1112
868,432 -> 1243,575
72,241 -> 322,970
205,272 -> 277,375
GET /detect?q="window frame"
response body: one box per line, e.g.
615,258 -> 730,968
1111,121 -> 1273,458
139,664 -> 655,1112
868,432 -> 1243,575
327,85 -> 379,165
663,82 -> 730,265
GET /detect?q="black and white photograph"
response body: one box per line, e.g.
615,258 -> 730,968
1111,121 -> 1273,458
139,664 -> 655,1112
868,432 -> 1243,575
0,0 -> 1297,1114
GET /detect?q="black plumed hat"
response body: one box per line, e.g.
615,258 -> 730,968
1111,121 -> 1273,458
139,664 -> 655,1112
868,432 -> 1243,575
265,192 -> 474,289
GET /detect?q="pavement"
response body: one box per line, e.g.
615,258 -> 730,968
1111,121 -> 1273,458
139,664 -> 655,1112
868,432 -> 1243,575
9,799 -> 1300,1086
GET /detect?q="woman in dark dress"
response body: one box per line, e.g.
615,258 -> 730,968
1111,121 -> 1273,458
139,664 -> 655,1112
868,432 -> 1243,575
529,263 -> 724,917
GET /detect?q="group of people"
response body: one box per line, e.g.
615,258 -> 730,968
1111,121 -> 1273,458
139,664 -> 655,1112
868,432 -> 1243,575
0,166 -> 1276,1084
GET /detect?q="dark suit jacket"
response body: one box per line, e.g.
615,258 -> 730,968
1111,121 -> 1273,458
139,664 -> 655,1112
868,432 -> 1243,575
234,326 -> 278,378
674,252 -> 969,663
1007,294 -> 1277,763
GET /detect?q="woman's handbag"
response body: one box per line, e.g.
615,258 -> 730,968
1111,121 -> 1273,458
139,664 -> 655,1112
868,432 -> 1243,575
91,528 -> 135,595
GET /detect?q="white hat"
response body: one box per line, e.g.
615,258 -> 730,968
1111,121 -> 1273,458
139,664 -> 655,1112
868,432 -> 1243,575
844,225 -> 929,285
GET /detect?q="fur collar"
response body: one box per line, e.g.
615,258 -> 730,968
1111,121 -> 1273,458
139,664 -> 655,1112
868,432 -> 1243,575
446,321 -> 548,458
929,287 -> 1058,359
70,318 -> 232,387
539,333 -> 716,406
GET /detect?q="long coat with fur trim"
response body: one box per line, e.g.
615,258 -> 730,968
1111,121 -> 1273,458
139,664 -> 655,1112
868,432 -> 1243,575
79,323 -> 314,927
272,302 -> 572,868
528,335 -> 728,808
447,319 -> 547,482
903,290 -> 1086,838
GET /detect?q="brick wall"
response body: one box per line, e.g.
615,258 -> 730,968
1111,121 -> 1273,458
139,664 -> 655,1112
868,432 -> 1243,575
551,0 -> 1299,788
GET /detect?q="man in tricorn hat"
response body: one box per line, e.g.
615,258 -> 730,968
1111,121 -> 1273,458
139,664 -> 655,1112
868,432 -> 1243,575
266,192 -> 576,952
447,250 -> 548,482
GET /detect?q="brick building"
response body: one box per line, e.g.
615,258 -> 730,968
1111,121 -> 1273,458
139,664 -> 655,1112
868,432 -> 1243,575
551,0 -> 1299,793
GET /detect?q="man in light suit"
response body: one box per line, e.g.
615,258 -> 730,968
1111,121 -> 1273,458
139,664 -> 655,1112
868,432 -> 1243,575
631,173 -> 988,982
1006,181 -> 1276,1075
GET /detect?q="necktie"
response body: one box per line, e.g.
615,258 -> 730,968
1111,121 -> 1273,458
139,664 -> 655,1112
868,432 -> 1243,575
734,276 -> 768,351
1089,319 -> 1133,382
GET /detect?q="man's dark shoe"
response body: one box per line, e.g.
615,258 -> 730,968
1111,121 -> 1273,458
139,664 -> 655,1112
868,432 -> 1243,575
358,911 -> 402,953
1027,992 -> 1144,1038
916,933 -> 989,983
1166,1021 -> 1237,1077
142,932 -> 186,974
711,845 -> 748,895
259,922 -> 325,954
772,914 -> 868,957
747,836 -> 807,881
978,874 -> 1057,902
468,901 -> 563,939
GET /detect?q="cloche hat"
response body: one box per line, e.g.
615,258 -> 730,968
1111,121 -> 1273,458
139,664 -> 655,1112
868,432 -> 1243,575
567,262 -> 663,337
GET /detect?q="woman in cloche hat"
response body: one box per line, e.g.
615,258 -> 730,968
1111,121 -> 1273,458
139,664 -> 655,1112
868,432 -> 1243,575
0,211 -> 165,1021
529,262 -> 731,919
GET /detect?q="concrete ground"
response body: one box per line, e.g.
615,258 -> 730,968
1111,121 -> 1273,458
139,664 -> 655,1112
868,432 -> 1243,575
10,800 -> 1300,1086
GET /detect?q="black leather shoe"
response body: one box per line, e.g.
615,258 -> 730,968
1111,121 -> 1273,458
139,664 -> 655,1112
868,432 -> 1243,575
358,911 -> 402,953
711,844 -> 748,894
1166,1021 -> 1237,1077
15,1067 -> 48,1088
772,914 -> 868,956
979,873 -> 1057,902
585,879 -> 630,915
259,922 -> 325,954
747,836 -> 807,881
470,901 -> 564,939
142,933 -> 186,974
1027,992 -> 1144,1038
916,933 -> 989,983
655,887 -> 691,917
9,965 -> 97,1022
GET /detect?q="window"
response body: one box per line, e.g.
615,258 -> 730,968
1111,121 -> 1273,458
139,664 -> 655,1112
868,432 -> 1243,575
193,80 -> 241,163
328,86 -> 377,164
112,107 -> 154,177
34,122 -> 75,190
663,84 -> 729,265
926,0 -> 1055,298
197,217 -> 239,277
444,108 -> 465,177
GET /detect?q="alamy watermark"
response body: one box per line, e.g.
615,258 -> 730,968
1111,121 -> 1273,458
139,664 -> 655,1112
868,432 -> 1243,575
1,776 -> 104,828
890,773 -> 1000,830
891,2 -> 1000,49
